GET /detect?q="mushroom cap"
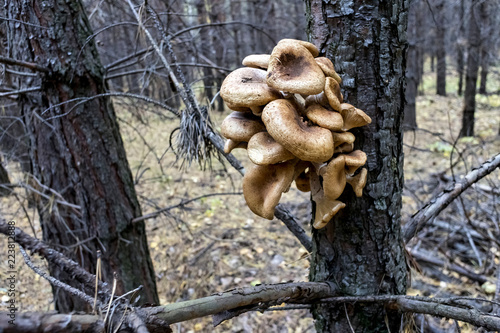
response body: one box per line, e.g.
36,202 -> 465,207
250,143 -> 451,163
304,103 -> 344,131
266,41 -> 325,95
344,150 -> 367,175
310,172 -> 345,229
339,103 -> 372,131
220,111 -> 265,142
220,67 -> 281,108
277,39 -> 320,57
262,99 -> 334,163
247,132 -> 295,165
346,168 -> 368,197
292,161 -> 312,192
224,139 -> 247,154
242,54 -> 270,69
324,77 -> 343,111
315,57 -> 342,84
319,154 -> 347,201
242,160 -> 296,220
331,132 -> 356,149
334,142 -> 354,154
225,101 -> 252,113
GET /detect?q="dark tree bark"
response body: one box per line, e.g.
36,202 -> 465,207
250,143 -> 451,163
479,47 -> 489,95
457,0 -> 466,96
404,0 -> 419,130
435,1 -> 447,96
478,1 -> 490,95
306,0 -> 408,332
460,1 -> 482,138
7,0 -> 159,311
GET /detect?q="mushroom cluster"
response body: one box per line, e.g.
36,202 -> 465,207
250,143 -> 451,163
220,39 -> 371,229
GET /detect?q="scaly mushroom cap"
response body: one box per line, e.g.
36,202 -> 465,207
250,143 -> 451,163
224,139 -> 247,154
304,103 -> 343,131
220,67 -> 281,112
344,150 -> 367,175
346,168 -> 368,197
242,160 -> 296,220
247,132 -> 295,165
262,99 -> 334,163
220,111 -> 265,142
242,54 -> 270,69
339,103 -> 372,131
319,154 -> 347,201
310,172 -> 345,229
266,41 -> 325,95
278,39 -> 320,57
324,77 -> 343,111
315,57 -> 342,84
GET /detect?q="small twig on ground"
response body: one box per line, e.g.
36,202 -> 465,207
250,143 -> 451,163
0,55 -> 49,72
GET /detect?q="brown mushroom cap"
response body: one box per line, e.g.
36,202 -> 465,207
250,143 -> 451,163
277,39 -> 320,57
304,103 -> 344,131
224,139 -> 247,154
220,111 -> 265,142
242,160 -> 296,220
247,132 -> 295,165
315,57 -> 342,84
293,161 -> 312,192
346,168 -> 368,197
339,103 -> 372,131
344,150 -> 367,175
310,172 -> 345,229
242,54 -> 270,69
319,155 -> 347,201
331,132 -> 356,149
220,67 -> 281,111
324,77 -> 343,111
262,99 -> 334,163
267,41 -> 325,95
334,142 -> 354,154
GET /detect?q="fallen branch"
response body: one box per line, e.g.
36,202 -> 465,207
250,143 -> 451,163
0,219 -> 110,297
404,153 -> 500,243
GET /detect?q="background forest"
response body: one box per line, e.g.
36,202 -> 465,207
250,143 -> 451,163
0,0 -> 499,332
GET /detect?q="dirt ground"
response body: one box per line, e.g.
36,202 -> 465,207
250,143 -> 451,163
0,65 -> 499,332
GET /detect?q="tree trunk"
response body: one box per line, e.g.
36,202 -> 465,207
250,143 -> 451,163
435,1 -> 446,96
8,0 -> 159,311
404,0 -> 419,130
479,48 -> 489,95
457,0 -> 466,96
478,1 -> 490,95
306,1 -> 408,332
460,2 -> 482,138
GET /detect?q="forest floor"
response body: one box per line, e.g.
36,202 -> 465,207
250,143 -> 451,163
1,66 -> 499,332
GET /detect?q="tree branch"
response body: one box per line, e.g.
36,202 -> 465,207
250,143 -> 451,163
0,56 -> 49,73
404,153 -> 500,243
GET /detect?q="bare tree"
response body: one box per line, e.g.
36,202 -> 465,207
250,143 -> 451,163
2,0 -> 159,311
306,0 -> 408,331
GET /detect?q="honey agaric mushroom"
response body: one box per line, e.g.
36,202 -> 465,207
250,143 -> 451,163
277,39 -> 320,57
242,160 -> 296,220
334,142 -> 354,154
220,67 -> 281,115
339,103 -> 372,131
292,161 -> 312,192
331,132 -> 356,150
344,150 -> 367,175
262,99 -> 334,163
224,139 -> 247,154
247,132 -> 295,165
304,103 -> 344,131
266,41 -> 325,95
315,57 -> 342,84
324,77 -> 343,111
310,172 -> 345,229
242,54 -> 270,69
346,168 -> 368,197
220,112 -> 265,153
319,155 -> 347,201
